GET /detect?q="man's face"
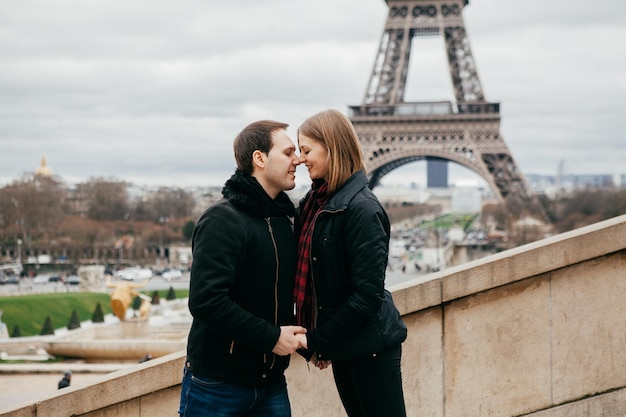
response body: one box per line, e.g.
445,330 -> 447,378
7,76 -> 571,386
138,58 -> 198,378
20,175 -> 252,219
259,129 -> 299,198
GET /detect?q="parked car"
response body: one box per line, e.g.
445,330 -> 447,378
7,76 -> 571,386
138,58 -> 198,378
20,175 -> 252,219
162,269 -> 182,281
65,275 -> 81,285
0,275 -> 19,285
115,267 -> 153,281
33,275 -> 50,284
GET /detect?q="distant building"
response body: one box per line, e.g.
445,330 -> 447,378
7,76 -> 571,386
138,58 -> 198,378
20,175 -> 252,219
35,156 -> 53,177
451,186 -> 481,213
427,159 -> 448,188
526,173 -> 615,194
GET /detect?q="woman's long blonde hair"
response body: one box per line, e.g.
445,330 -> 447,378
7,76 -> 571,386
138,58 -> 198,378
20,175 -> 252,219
298,109 -> 366,195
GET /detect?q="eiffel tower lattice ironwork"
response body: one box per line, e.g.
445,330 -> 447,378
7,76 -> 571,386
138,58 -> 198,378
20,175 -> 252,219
349,0 -> 542,217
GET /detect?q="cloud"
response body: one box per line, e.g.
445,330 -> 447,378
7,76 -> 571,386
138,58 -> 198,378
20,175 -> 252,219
1,0 -> 624,190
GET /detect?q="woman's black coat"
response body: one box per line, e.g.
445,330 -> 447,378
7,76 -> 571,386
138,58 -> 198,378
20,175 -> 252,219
300,171 -> 407,361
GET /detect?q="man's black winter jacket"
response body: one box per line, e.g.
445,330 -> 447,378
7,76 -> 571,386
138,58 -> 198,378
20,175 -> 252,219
185,171 -> 297,385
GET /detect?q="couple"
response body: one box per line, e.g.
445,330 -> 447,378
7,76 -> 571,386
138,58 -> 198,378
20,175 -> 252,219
178,109 -> 407,417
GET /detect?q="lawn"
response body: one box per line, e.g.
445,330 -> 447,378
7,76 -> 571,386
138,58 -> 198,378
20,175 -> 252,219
420,213 -> 479,231
0,288 -> 189,337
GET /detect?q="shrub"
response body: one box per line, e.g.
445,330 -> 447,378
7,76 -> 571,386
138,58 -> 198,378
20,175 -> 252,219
132,295 -> 142,311
11,325 -> 21,338
166,286 -> 176,301
92,302 -> 105,323
67,310 -> 81,330
40,316 -> 55,335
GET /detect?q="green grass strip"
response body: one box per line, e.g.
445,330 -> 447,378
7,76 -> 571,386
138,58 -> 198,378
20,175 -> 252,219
0,289 -> 189,337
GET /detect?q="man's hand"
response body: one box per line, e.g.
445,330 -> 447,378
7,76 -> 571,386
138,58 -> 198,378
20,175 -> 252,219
272,325 -> 307,356
295,333 -> 308,350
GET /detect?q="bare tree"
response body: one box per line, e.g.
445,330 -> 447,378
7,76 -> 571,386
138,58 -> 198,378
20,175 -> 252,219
0,174 -> 65,247
78,178 -> 130,221
133,187 -> 195,222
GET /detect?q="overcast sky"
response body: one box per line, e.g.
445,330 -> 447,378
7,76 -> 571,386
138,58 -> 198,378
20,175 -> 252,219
1,0 -> 625,191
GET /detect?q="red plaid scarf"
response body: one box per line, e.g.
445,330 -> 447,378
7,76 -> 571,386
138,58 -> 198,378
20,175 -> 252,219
294,180 -> 329,331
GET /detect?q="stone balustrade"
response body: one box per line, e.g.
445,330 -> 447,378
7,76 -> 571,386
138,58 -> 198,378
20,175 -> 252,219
3,214 -> 626,417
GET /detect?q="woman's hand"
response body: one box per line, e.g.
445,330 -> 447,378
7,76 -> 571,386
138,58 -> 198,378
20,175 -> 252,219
313,356 -> 331,370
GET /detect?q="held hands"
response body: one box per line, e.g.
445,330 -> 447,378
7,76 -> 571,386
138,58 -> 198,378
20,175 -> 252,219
295,332 -> 308,350
294,332 -> 330,370
272,325 -> 308,356
271,326 -> 331,370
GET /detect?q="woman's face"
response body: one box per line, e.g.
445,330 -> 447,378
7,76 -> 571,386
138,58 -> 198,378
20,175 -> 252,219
298,134 -> 329,181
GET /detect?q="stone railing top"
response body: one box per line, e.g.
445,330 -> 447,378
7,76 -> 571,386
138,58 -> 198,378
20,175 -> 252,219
389,214 -> 626,315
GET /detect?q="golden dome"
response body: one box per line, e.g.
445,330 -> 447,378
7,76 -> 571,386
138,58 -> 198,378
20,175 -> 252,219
35,156 -> 53,176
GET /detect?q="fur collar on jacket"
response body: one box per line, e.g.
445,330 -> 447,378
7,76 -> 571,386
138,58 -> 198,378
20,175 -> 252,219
222,169 -> 295,218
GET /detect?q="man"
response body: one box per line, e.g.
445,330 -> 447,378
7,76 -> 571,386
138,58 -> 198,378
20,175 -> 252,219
178,120 -> 305,417
58,370 -> 71,389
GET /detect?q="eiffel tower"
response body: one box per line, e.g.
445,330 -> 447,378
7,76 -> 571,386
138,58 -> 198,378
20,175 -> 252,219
349,0 -> 543,219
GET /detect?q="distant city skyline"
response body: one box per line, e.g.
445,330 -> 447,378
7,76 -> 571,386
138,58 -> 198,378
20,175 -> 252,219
14,156 -> 623,194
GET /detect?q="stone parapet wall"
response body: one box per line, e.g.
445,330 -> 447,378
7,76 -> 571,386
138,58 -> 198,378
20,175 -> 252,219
3,352 -> 186,417
3,214 -> 626,417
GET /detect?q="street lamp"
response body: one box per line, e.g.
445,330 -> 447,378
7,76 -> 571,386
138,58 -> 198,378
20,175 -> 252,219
16,239 -> 22,266
16,238 -> 23,288
158,216 -> 169,266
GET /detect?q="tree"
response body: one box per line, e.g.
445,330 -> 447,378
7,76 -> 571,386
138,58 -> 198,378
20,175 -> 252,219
544,189 -> 626,233
166,286 -> 176,301
40,316 -> 55,335
132,295 -> 142,312
92,303 -> 105,323
182,220 -> 195,241
67,310 -> 81,330
0,174 -> 65,247
57,216 -> 108,262
78,178 -> 130,221
11,325 -> 21,338
134,187 -> 195,222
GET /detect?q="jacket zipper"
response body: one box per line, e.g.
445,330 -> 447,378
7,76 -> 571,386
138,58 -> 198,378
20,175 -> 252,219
266,217 -> 279,370
228,218 -> 281,372
307,207 -> 344,329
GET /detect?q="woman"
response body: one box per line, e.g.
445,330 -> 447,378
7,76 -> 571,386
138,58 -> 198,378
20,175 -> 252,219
294,109 -> 407,417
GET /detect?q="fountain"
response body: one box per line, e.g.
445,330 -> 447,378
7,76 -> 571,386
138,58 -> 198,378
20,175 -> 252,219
40,266 -> 191,363
41,302 -> 190,363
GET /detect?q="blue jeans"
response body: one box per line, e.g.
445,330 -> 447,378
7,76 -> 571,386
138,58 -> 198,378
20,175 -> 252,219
178,365 -> 291,417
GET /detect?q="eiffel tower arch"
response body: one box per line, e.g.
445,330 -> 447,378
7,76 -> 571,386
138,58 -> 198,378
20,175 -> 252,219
349,0 -> 544,219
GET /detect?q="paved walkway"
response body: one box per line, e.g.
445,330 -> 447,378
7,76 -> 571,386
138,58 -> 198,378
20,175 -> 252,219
0,363 -> 132,412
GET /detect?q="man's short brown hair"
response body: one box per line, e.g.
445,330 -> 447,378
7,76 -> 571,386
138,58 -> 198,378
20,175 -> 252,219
233,120 -> 289,174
